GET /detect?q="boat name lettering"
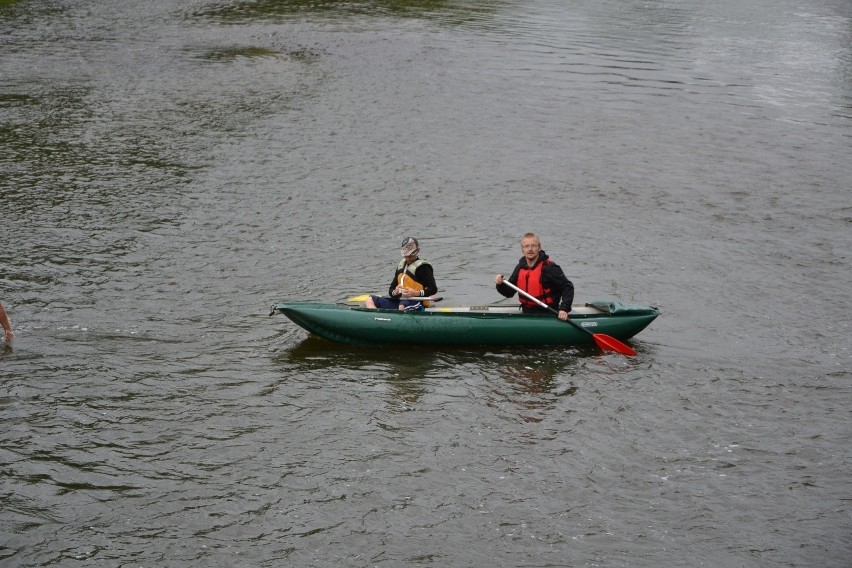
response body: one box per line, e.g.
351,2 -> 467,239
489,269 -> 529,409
374,317 -> 392,322
580,322 -> 598,327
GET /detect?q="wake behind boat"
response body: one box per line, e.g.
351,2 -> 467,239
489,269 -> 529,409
270,300 -> 660,348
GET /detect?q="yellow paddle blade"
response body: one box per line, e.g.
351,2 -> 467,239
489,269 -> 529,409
346,294 -> 371,302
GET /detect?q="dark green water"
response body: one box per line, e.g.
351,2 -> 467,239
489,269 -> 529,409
2,0 -> 850,566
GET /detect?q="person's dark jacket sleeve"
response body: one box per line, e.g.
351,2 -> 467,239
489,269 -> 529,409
495,264 -> 522,298
414,263 -> 438,296
543,262 -> 574,312
387,269 -> 401,297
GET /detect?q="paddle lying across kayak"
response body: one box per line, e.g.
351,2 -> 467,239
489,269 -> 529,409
270,297 -> 659,350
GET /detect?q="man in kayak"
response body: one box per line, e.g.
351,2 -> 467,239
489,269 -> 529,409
495,233 -> 574,320
365,237 -> 438,311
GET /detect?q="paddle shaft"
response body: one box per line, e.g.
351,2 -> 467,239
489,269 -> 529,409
347,294 -> 443,303
500,279 -> 575,320
500,279 -> 636,356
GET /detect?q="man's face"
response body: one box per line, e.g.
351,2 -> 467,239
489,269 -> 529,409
521,237 -> 540,263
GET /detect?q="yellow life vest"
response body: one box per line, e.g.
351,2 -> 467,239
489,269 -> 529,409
396,258 -> 432,307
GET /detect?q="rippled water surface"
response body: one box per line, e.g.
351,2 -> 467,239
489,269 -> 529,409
2,0 -> 850,566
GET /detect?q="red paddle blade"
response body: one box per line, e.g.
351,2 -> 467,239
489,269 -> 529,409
592,333 -> 637,356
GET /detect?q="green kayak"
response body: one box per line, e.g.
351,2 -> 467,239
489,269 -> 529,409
270,301 -> 660,347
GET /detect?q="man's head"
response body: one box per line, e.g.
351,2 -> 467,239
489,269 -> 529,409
401,237 -> 420,258
520,233 -> 541,265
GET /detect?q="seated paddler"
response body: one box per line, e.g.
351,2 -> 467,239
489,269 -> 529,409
365,237 -> 438,311
495,232 -> 574,320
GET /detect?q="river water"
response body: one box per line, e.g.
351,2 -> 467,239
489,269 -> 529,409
1,0 -> 850,566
